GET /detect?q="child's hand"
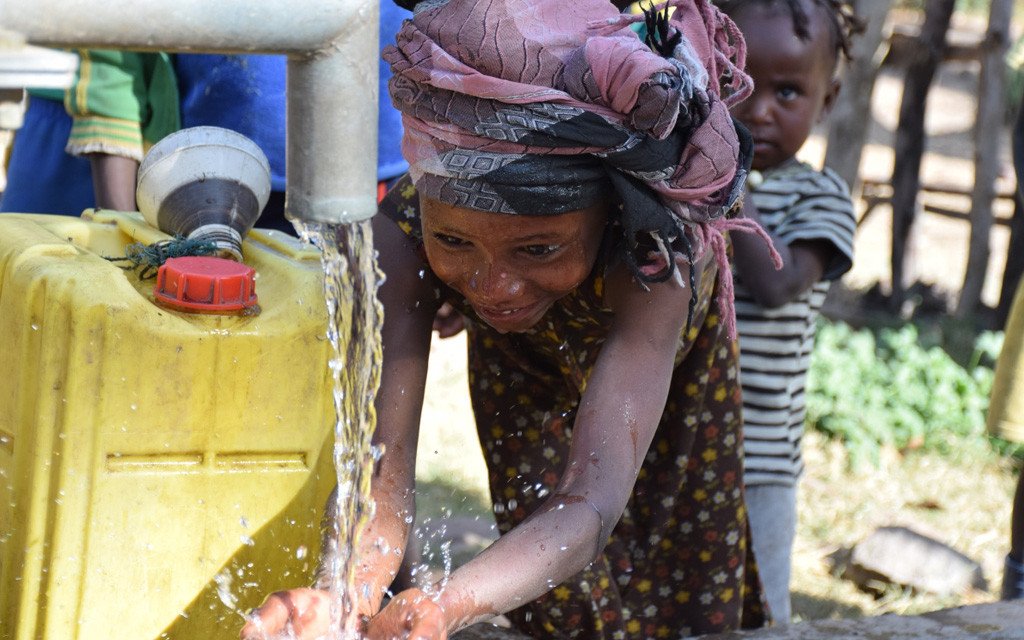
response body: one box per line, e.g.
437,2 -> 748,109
367,588 -> 446,640
239,588 -> 332,640
432,302 -> 466,339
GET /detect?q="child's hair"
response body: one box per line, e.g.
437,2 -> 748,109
716,0 -> 865,63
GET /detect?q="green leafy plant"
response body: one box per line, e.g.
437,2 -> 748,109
806,321 -> 1005,467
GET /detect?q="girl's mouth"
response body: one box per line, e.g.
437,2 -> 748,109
475,301 -> 543,329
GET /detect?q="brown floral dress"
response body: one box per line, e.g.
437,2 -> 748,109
382,179 -> 766,639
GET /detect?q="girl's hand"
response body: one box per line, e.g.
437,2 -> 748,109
239,588 -> 332,640
432,302 -> 466,338
367,588 -> 447,640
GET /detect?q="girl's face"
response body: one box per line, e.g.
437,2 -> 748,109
421,196 -> 608,333
729,3 -> 839,171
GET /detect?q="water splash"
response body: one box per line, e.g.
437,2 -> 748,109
215,567 -> 268,634
296,220 -> 385,640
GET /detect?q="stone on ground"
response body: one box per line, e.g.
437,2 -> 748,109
843,525 -> 986,595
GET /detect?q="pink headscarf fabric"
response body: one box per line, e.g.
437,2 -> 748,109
383,0 -> 780,338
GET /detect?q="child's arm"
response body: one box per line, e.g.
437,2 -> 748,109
88,154 -> 140,211
730,189 -> 835,308
415,249 -> 705,635
64,50 -> 180,211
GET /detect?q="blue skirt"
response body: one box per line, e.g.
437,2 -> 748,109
1,96 -> 96,215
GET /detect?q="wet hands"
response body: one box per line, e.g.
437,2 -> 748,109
240,588 -> 332,640
367,588 -> 446,640
240,587 -> 444,640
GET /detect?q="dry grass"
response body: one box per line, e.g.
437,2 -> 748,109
792,431 -> 1017,622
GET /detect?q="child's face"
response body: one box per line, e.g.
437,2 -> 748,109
729,3 -> 840,171
420,196 -> 608,334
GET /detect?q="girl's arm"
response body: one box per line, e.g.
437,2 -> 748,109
730,191 -> 831,309
242,213 -> 440,639
428,250 -> 707,633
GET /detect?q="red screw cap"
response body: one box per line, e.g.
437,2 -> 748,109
154,256 -> 258,314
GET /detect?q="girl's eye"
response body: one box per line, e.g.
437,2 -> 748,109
522,244 -> 560,257
777,86 -> 799,101
433,233 -> 468,247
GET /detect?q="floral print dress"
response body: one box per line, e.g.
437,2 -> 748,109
382,179 -> 766,639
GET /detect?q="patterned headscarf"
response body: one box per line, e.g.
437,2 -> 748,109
383,0 -> 779,337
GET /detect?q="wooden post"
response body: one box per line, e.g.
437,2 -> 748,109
823,0 -> 895,195
956,0 -> 1014,320
997,91 -> 1024,328
889,0 -> 956,307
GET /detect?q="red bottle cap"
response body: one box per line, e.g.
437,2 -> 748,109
154,256 -> 259,314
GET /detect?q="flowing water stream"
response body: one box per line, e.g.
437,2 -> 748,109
297,219 -> 386,640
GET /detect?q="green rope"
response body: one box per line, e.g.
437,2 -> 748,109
105,236 -> 219,279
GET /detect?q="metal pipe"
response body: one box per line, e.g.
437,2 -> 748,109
0,0 -> 379,223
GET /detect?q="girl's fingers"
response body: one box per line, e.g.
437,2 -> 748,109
367,589 -> 446,640
407,605 -> 447,640
240,589 -> 331,640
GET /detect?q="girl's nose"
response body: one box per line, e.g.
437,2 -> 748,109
467,263 -> 520,300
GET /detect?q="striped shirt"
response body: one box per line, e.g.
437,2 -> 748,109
734,160 -> 856,486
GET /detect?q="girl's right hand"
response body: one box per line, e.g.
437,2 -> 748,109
367,588 -> 447,640
239,588 -> 332,640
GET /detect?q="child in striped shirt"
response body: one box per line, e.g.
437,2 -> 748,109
717,0 -> 863,623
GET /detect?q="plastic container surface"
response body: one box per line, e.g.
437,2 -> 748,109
0,210 -> 337,640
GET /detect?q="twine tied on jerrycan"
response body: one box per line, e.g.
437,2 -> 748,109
107,126 -> 272,315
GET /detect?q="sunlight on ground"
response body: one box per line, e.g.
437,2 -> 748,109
417,332 -> 490,503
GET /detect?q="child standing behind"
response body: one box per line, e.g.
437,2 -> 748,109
717,0 -> 863,623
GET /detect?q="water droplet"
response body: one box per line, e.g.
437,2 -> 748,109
214,569 -> 239,612
296,545 -> 308,559
239,535 -> 255,546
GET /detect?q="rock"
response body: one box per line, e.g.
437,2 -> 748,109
843,525 -> 986,596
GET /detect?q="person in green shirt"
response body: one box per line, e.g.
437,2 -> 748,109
1,49 -> 178,214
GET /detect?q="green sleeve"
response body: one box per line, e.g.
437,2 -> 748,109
64,49 -> 179,161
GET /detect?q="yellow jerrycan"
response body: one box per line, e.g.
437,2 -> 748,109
990,277 -> 1024,443
0,209 -> 337,640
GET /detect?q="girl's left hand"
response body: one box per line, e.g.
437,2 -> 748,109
240,588 -> 332,640
366,588 -> 447,640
